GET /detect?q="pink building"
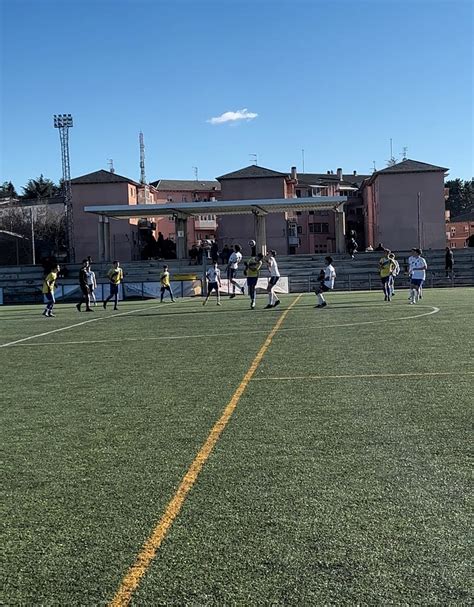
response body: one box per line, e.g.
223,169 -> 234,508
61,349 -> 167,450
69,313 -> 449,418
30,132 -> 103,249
215,165 -> 297,253
149,179 -> 221,245
71,170 -> 171,262
445,209 -> 474,249
293,169 -> 369,253
361,159 -> 448,251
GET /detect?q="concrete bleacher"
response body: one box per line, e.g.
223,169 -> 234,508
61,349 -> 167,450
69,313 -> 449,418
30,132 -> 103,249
0,249 -> 473,304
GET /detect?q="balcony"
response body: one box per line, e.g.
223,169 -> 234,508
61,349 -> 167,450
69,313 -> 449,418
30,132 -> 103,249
194,217 -> 217,230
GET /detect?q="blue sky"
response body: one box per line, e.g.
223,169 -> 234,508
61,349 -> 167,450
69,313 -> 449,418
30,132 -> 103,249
1,0 -> 472,191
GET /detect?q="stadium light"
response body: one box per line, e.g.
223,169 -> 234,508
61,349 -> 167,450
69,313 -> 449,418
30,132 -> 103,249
53,114 -> 73,128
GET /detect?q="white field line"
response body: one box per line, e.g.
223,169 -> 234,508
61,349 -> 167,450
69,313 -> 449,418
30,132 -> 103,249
4,305 -> 440,348
251,371 -> 474,382
0,304 -> 163,349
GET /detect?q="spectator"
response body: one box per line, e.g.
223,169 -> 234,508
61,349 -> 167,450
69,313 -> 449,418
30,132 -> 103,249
210,241 -> 219,264
445,247 -> 454,278
221,244 -> 231,264
189,245 -> 199,265
348,237 -> 358,259
375,242 -> 385,252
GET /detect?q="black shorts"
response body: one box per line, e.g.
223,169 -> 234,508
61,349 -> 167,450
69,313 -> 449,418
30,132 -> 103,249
109,283 -> 119,296
318,283 -> 330,293
208,281 -> 219,292
268,276 -> 280,287
227,267 -> 237,280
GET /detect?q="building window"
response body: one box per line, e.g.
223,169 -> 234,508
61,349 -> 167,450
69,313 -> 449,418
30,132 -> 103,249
309,223 -> 329,234
451,242 -> 456,248
182,195 -> 187,202
297,226 -> 303,234
465,225 -> 469,232
309,211 -> 314,215
295,189 -> 301,198
296,211 -> 302,216
451,227 -> 456,234
314,244 -> 328,253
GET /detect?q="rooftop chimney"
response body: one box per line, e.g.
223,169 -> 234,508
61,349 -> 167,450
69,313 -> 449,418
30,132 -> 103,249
327,170 -> 331,175
337,168 -> 343,181
290,166 -> 297,180
353,170 -> 357,176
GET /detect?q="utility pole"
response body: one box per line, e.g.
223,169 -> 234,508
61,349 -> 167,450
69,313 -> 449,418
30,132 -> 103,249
30,206 -> 36,265
53,114 -> 74,261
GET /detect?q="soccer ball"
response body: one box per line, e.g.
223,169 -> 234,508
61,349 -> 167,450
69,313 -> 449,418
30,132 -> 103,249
248,239 -> 256,247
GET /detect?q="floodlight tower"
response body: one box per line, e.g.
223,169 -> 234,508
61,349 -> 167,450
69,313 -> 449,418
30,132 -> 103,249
53,113 -> 75,261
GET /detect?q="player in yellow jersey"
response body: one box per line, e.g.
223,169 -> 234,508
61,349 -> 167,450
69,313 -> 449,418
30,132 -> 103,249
103,260 -> 123,310
42,264 -> 60,317
160,265 -> 175,302
379,249 -> 396,302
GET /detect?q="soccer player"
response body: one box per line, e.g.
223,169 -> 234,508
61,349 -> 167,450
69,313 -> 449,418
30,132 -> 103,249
388,252 -> 400,296
103,260 -> 123,310
76,259 -> 93,312
315,256 -> 336,308
42,264 -> 60,317
407,248 -> 423,299
227,244 -> 245,298
160,264 -> 175,302
409,248 -> 427,304
86,263 -> 97,306
244,251 -> 263,309
264,250 -> 281,309
379,249 -> 396,301
203,261 -> 222,306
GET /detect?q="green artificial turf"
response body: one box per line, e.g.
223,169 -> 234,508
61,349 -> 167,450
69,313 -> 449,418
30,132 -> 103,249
1,288 -> 472,605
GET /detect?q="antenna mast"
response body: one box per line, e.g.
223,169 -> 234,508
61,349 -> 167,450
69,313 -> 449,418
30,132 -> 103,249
192,166 -> 199,181
53,113 -> 75,262
139,132 -> 147,185
249,153 -> 258,165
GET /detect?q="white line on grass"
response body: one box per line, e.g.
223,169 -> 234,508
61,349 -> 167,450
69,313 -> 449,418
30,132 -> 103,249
251,370 -> 474,381
0,304 -> 163,349
5,305 -> 440,348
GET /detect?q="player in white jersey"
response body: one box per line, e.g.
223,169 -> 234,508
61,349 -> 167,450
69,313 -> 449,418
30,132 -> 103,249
264,250 -> 281,309
227,244 -> 245,298
203,261 -> 222,306
315,256 -> 336,308
85,266 -> 97,306
408,248 -> 427,304
408,248 -> 423,299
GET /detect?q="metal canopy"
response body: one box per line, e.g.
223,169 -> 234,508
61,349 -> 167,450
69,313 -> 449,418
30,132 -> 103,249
84,196 -> 347,219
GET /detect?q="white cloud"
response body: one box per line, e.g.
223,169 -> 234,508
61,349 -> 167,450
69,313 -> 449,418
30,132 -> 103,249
207,108 -> 258,125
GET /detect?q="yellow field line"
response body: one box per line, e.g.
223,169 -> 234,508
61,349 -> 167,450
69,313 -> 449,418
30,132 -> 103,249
251,371 -> 474,381
109,294 -> 302,607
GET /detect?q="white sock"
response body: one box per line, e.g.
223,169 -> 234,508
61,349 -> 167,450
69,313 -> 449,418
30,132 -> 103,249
317,293 -> 325,304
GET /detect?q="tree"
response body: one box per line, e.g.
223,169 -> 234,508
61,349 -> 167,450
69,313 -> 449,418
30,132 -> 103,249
21,174 -> 61,199
0,203 -> 66,265
445,178 -> 473,218
0,181 -> 18,198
